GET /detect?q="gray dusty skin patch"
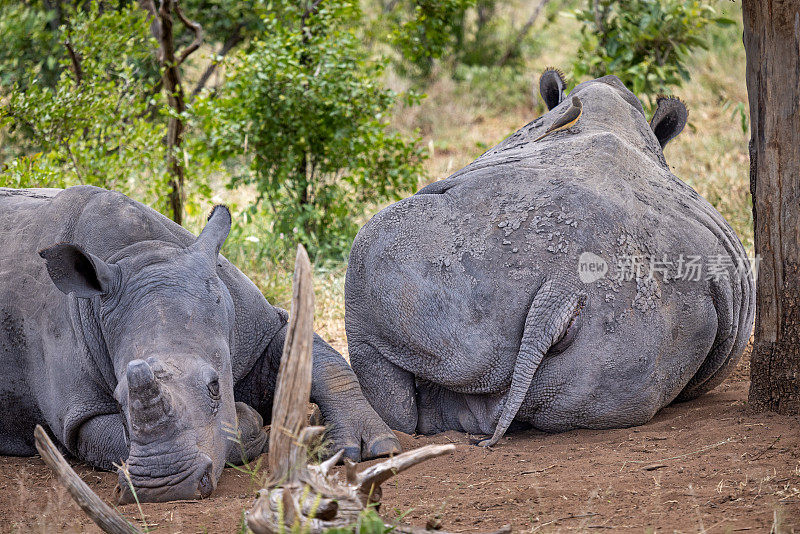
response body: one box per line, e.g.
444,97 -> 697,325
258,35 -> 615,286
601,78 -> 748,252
345,74 -> 754,443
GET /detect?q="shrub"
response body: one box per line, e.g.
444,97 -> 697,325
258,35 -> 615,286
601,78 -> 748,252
571,0 -> 736,108
0,2 -> 212,217
199,0 -> 426,263
0,5 -> 166,203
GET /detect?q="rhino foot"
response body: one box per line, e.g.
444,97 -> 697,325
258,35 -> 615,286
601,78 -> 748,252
320,404 -> 402,462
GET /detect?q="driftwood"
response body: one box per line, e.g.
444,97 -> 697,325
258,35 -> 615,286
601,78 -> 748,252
246,246 -> 472,534
33,425 -> 143,534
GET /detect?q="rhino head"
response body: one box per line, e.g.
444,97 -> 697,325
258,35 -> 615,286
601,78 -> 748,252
39,206 -> 265,503
538,67 -> 689,150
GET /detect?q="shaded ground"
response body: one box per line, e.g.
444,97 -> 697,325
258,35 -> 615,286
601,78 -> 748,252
2,354 -> 799,533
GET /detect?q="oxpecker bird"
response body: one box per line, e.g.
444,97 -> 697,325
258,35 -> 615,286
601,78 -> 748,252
534,95 -> 583,142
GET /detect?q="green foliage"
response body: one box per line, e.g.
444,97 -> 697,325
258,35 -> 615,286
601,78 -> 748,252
571,0 -> 736,108
323,507 -> 393,534
0,1 -> 64,90
0,2 -> 214,216
387,0 -> 475,78
0,153 -> 65,189
381,0 -> 548,79
182,0 -> 268,46
0,5 -> 168,204
200,0 -> 426,262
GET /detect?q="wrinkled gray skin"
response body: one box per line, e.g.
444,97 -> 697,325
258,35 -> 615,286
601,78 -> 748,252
0,186 -> 400,503
345,73 -> 754,447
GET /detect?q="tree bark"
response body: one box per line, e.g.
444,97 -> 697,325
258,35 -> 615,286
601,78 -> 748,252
140,0 -> 203,226
743,0 -> 800,413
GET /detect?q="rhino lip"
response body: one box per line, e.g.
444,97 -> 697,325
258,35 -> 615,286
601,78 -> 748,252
121,462 -> 197,489
116,453 -> 215,503
197,469 -> 214,499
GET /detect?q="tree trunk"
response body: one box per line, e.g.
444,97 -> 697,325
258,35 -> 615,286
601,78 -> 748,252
140,0 -> 203,226
743,0 -> 800,413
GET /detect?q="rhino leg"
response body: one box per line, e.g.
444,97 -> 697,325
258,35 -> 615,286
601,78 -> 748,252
73,413 -> 129,471
675,276 -> 745,401
350,341 -> 418,435
226,402 -> 268,465
478,280 -> 586,447
236,328 -> 401,462
416,381 -> 505,436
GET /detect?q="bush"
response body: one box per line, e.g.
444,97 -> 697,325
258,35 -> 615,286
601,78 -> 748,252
382,0 -> 552,79
0,3 -> 213,217
387,0 -> 475,78
0,1 -> 64,91
199,0 -> 426,263
0,5 -> 166,203
571,0 -> 736,108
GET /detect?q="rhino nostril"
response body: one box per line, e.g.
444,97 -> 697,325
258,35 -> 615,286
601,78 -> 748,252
197,468 -> 214,499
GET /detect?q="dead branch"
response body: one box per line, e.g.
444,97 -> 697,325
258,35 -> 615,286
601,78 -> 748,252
246,244 -> 469,534
63,38 -> 83,84
267,244 -> 315,484
33,425 -> 143,534
174,1 -> 203,66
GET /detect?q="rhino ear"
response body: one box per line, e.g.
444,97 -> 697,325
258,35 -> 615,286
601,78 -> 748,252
39,244 -> 119,298
539,67 -> 567,111
650,95 -> 688,149
192,205 -> 231,257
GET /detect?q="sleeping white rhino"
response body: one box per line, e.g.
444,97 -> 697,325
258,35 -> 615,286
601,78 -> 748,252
344,70 -> 755,447
0,186 -> 401,503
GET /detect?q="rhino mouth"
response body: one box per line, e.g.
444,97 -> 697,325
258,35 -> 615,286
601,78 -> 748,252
115,451 -> 215,504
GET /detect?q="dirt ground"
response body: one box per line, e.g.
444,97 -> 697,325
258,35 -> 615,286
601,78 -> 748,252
2,352 -> 799,533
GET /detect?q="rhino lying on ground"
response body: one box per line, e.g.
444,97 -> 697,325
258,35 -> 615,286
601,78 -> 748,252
0,186 -> 400,503
345,70 -> 755,447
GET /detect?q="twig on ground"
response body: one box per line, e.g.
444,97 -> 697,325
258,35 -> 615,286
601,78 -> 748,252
532,513 -> 598,532
521,464 -> 557,475
751,435 -> 781,461
643,464 -> 668,471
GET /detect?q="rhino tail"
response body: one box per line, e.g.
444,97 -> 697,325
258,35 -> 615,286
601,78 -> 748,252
478,280 -> 586,447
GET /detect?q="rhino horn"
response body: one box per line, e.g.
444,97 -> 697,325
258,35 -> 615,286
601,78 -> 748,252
127,359 -> 174,432
190,205 -> 231,258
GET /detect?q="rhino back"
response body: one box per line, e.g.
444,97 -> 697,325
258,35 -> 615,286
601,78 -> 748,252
346,126 -> 742,395
0,187 -> 101,453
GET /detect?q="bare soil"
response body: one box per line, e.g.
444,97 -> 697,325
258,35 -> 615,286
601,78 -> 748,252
2,352 -> 799,533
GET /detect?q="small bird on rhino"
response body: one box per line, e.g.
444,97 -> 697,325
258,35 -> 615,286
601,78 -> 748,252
534,95 -> 583,141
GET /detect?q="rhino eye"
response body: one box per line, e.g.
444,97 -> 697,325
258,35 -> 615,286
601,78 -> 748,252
207,378 -> 220,401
